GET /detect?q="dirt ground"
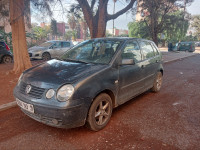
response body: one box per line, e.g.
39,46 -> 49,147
0,54 -> 200,150
0,60 -> 43,105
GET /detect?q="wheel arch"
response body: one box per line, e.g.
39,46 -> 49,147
92,89 -> 116,108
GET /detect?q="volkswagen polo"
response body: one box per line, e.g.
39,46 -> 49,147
14,38 -> 163,131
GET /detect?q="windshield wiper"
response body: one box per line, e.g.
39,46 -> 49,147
62,58 -> 88,64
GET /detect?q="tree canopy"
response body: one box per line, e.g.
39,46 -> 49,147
137,0 -> 193,45
191,15 -> 200,40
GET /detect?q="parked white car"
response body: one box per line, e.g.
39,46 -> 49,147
28,40 -> 74,60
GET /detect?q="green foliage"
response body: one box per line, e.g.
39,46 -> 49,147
65,30 -> 77,41
0,30 -> 12,50
163,11 -> 189,43
32,26 -> 50,40
128,21 -> 150,39
191,15 -> 200,40
182,35 -> 198,42
128,10 -> 190,43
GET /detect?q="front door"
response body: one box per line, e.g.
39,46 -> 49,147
118,40 -> 146,104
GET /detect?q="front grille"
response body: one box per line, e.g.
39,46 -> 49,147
19,82 -> 45,99
29,53 -> 32,57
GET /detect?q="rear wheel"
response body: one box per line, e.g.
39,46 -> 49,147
151,72 -> 163,92
87,93 -> 112,131
42,52 -> 51,61
2,55 -> 12,63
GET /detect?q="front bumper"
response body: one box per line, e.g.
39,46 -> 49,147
14,86 -> 91,129
29,52 -> 42,59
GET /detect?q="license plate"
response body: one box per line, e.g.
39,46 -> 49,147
16,98 -> 34,113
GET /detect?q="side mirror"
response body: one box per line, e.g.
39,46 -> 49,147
122,59 -> 135,65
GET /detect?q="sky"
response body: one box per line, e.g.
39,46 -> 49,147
31,0 -> 200,30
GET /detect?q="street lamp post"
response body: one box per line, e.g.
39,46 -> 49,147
113,0 -> 117,37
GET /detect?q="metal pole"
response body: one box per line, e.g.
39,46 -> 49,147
113,0 -> 116,37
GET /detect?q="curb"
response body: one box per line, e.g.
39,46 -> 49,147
0,101 -> 17,112
0,53 -> 199,112
163,53 -> 198,64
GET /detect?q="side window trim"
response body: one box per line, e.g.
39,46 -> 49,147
138,40 -> 156,60
151,42 -> 159,55
121,40 -> 143,63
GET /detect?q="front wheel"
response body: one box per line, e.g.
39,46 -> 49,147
2,55 -> 12,63
87,93 -> 112,131
42,52 -> 51,61
151,72 -> 163,92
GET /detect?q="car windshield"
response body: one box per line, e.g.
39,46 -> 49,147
39,42 -> 54,47
61,39 -> 122,64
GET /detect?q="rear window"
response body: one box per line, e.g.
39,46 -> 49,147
62,42 -> 70,47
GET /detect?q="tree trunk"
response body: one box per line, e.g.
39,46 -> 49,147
96,0 -> 107,38
10,0 -> 32,74
152,32 -> 158,46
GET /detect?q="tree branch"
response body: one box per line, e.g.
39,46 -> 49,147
107,0 -> 136,21
90,0 -> 96,11
76,0 -> 94,20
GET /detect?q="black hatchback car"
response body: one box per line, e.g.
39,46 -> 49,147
0,41 -> 13,63
14,38 -> 163,131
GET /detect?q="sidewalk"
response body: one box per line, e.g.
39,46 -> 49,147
0,51 -> 199,112
162,51 -> 197,63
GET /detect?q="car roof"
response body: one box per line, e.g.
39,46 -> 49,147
47,40 -> 71,42
89,37 -> 153,42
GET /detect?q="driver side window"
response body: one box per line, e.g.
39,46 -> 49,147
122,41 -> 142,63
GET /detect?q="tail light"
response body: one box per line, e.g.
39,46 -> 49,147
5,43 -> 10,51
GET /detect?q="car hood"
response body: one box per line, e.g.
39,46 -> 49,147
28,46 -> 47,52
23,59 -> 107,86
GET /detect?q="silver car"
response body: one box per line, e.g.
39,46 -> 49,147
28,40 -> 74,60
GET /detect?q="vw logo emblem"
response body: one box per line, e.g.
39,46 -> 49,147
25,85 -> 32,94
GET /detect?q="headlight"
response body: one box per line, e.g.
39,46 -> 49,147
57,84 -> 74,101
46,89 -> 55,99
17,73 -> 23,86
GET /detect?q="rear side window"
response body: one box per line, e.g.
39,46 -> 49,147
0,42 -> 5,48
139,41 -> 155,59
62,42 -> 70,48
151,43 -> 159,55
122,41 -> 142,62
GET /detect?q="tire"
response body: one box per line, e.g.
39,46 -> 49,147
87,93 -> 112,131
151,72 -> 163,92
2,55 -> 12,64
42,52 -> 51,61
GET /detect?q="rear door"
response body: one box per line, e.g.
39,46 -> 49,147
118,40 -> 146,104
60,42 -> 71,56
51,41 -> 62,58
138,40 -> 161,89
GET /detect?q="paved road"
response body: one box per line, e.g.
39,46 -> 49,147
1,55 -> 200,150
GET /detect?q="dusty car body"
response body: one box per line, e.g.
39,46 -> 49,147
28,40 -> 74,60
14,38 -> 163,131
